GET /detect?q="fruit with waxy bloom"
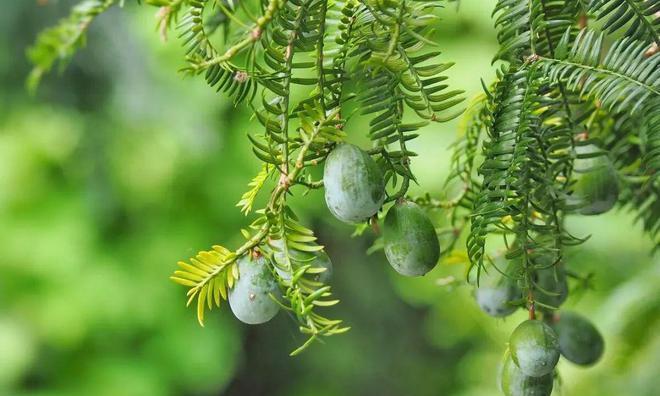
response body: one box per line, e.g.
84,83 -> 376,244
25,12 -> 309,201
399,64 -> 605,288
270,239 -> 333,284
500,350 -> 554,396
323,143 -> 385,223
383,201 -> 440,277
509,320 -> 560,377
568,144 -> 619,215
228,254 -> 280,325
551,311 -> 604,366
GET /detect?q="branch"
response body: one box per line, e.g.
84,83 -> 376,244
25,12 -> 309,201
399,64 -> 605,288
27,0 -> 115,91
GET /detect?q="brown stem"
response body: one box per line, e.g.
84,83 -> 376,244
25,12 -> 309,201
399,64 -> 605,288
578,13 -> 588,29
370,215 -> 381,235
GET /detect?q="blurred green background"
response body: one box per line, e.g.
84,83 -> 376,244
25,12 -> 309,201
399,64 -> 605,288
1,1 -> 658,395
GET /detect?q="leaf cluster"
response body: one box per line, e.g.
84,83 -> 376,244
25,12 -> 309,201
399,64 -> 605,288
28,0 -> 659,354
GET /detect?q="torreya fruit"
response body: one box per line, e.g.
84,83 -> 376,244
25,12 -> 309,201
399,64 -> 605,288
500,350 -> 553,396
228,254 -> 280,325
533,264 -> 568,309
323,143 -> 385,223
568,144 -> 619,215
383,201 -> 440,277
270,239 -> 333,284
475,281 -> 520,317
474,257 -> 521,317
551,311 -> 604,366
509,320 -> 560,377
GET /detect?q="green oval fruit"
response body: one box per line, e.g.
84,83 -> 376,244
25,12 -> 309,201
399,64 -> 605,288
476,282 -> 520,317
500,351 -> 553,396
383,201 -> 440,277
533,265 -> 568,309
309,252 -> 333,284
228,255 -> 280,325
323,143 -> 385,223
474,257 -> 521,317
551,311 -> 604,366
568,144 -> 619,215
271,239 -> 333,284
509,320 -> 560,377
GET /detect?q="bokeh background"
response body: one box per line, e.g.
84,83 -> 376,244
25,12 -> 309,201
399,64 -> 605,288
1,1 -> 658,395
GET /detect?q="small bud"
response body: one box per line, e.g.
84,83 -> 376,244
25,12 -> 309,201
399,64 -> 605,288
575,131 -> 588,141
278,173 -> 291,189
251,27 -> 262,41
234,71 -> 248,83
644,42 -> 658,58
525,54 -> 540,63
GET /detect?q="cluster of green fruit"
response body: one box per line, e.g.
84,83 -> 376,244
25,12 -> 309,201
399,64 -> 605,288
324,143 -> 441,276
472,142 -> 618,396
227,143 -> 441,325
475,263 -> 605,396
501,314 -> 604,396
226,141 -> 617,396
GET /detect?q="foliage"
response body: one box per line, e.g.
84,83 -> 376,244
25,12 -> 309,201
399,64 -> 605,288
27,0 -> 115,91
464,0 -> 658,294
27,0 -> 659,393
590,0 -> 660,43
